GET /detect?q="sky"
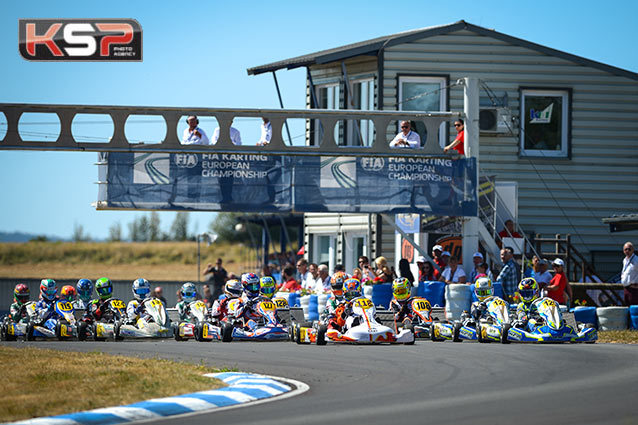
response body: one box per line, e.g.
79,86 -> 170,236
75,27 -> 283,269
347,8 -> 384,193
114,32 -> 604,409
1,0 -> 637,240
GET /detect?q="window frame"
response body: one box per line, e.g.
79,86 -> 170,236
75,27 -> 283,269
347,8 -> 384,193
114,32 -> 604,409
345,77 -> 375,146
519,87 -> 572,159
313,83 -> 341,146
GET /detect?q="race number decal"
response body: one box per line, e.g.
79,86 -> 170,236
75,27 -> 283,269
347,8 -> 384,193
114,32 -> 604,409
541,299 -> 557,310
202,324 -> 208,338
110,300 -> 125,309
355,298 -> 373,309
413,299 -> 430,311
260,301 -> 275,311
58,302 -> 73,311
194,301 -> 206,309
274,298 -> 288,308
149,299 -> 162,308
492,298 -> 507,306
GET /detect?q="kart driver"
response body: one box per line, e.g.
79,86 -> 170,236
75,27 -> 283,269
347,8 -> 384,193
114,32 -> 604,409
469,277 -> 496,321
236,273 -> 264,325
326,277 -> 361,333
211,279 -> 243,322
74,279 -> 93,310
321,271 -> 348,321
84,277 -> 117,323
60,285 -> 77,304
9,283 -> 30,324
176,282 -> 198,322
515,277 -> 542,330
389,277 -> 414,326
34,279 -> 58,323
126,278 -> 152,323
259,276 -> 277,299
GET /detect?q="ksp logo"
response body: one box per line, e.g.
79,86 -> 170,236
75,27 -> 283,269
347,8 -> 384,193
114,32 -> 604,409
19,19 -> 142,61
360,157 -> 384,172
175,154 -> 199,168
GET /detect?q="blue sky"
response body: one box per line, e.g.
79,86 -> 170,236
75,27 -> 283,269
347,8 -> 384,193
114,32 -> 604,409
1,0 -> 636,240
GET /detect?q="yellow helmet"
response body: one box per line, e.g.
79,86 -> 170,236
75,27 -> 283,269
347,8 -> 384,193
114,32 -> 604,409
474,277 -> 493,301
392,277 -> 411,302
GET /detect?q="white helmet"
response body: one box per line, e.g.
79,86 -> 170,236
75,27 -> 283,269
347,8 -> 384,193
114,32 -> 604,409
132,278 -> 151,301
181,282 -> 197,303
474,277 -> 494,302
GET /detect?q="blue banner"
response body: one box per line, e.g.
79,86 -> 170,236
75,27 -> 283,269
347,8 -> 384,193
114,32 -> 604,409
103,153 -> 477,216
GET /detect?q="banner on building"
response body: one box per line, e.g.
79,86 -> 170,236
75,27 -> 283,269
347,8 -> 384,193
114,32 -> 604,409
102,153 -> 478,216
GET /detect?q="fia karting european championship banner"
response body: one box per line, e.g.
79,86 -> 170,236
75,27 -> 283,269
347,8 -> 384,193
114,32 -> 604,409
103,153 -> 477,216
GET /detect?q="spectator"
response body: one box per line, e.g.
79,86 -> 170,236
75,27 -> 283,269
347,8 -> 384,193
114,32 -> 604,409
202,284 -> 215,308
546,258 -> 572,306
389,120 -> 420,148
468,252 -> 484,283
181,115 -> 210,145
379,266 -> 396,283
212,120 -> 242,145
498,219 -> 522,239
256,117 -> 272,146
175,289 -> 183,303
495,247 -> 518,300
279,266 -> 301,292
443,119 -> 465,154
398,258 -> 415,286
374,256 -> 388,278
621,242 -> 638,305
358,256 -> 375,283
352,268 -> 363,281
441,256 -> 467,284
474,262 -> 490,281
417,257 -> 436,282
203,258 -> 228,301
318,264 -> 331,292
431,245 -> 445,279
531,257 -> 552,291
307,263 -> 324,294
153,286 -> 167,306
334,263 -> 345,273
441,251 -> 451,269
296,258 -> 312,291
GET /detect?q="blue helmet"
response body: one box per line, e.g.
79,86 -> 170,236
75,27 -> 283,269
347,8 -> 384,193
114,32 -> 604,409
343,278 -> 362,300
132,278 -> 151,301
181,282 -> 197,303
40,278 -> 57,301
76,279 -> 93,302
241,273 -> 260,298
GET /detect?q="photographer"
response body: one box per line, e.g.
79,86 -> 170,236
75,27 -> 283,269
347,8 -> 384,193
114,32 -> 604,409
358,256 -> 375,284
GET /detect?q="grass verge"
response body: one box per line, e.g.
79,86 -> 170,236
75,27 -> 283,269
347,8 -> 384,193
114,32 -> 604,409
598,330 -> 638,344
0,346 -> 226,422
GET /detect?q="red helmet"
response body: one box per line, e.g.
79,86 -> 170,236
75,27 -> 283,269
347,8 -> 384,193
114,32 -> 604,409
60,285 -> 77,301
14,283 -> 30,305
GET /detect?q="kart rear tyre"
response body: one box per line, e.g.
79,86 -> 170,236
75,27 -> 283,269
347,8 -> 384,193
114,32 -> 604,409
1,323 -> 16,341
316,324 -> 327,346
430,324 -> 443,342
26,323 -> 35,341
501,323 -> 511,344
113,322 -> 123,341
295,323 -> 303,345
403,323 -> 415,345
78,322 -> 88,341
195,324 -> 203,342
55,322 -> 64,341
289,322 -> 296,342
221,323 -> 234,342
174,326 -> 185,342
92,323 -> 106,341
452,322 -> 462,342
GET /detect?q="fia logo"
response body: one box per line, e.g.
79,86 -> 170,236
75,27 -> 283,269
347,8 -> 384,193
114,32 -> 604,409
360,157 -> 384,172
174,154 -> 198,168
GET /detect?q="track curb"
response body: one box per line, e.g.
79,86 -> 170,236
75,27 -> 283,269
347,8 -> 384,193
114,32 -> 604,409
11,372 -> 309,425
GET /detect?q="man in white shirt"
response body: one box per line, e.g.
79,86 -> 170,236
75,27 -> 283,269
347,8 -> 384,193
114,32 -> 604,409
390,120 -> 421,148
296,258 -> 313,291
306,263 -> 326,294
212,120 -> 242,145
534,259 -> 553,289
621,242 -> 638,305
317,264 -> 331,292
181,115 -> 209,145
256,118 -> 272,146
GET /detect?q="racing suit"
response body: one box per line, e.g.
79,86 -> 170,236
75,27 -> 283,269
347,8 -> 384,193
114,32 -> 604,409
126,299 -> 148,324
73,298 -> 92,311
34,298 -> 58,324
9,302 -> 30,323
85,298 -> 115,323
469,296 -> 497,323
236,294 -> 267,326
390,297 -> 414,324
324,296 -> 349,332
176,300 -> 194,322
211,295 -> 236,322
515,300 -> 542,331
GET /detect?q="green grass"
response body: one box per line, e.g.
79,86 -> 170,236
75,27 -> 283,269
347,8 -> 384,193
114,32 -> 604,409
598,330 -> 638,344
0,346 -> 227,422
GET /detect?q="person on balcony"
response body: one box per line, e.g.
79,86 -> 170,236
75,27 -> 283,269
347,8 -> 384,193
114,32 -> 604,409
443,119 -> 465,155
212,120 -> 242,145
181,115 -> 210,145
498,219 -> 522,239
389,120 -> 420,148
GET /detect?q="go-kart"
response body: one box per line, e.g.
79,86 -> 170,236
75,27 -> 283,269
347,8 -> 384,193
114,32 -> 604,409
78,298 -> 127,341
394,297 -> 434,339
26,300 -> 78,340
296,297 -> 415,345
174,300 -> 220,342
431,296 -> 511,344
507,297 -> 597,343
220,298 -> 289,342
0,302 -> 35,341
115,297 -> 171,339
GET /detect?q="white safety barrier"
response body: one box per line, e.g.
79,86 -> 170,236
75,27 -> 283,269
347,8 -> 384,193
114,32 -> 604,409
445,284 -> 472,320
317,294 -> 328,313
364,285 -> 374,300
300,295 -> 310,320
596,306 -> 629,331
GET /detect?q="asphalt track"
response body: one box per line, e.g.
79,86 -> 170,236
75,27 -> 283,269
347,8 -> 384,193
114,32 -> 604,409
6,340 -> 638,425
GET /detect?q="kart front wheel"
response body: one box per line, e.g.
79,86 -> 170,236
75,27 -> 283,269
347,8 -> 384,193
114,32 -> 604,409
403,323 -> 415,345
55,322 -> 64,341
294,324 -> 303,345
501,323 -> 511,344
174,326 -> 185,342
26,323 -> 35,341
78,322 -> 88,341
113,322 -> 123,341
92,323 -> 106,342
316,324 -> 327,346
221,323 -> 234,343
289,322 -> 296,342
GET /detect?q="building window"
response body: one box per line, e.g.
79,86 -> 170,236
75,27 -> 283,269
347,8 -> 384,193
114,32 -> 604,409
312,234 -> 336,273
346,78 -> 375,146
398,76 -> 447,148
520,89 -> 570,157
313,84 -> 341,146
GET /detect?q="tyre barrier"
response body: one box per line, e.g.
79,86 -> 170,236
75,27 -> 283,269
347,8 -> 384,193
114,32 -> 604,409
371,284 -> 393,309
300,295 -> 310,320
416,281 -> 446,307
629,305 -> 638,330
596,306 -> 629,331
445,284 -> 472,320
307,295 -> 319,321
288,292 -> 300,308
573,306 -> 598,328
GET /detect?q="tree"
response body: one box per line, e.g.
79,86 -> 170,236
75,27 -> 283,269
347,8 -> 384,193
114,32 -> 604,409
149,212 -> 161,241
72,222 -> 90,242
138,215 -> 149,241
171,212 -> 190,241
108,222 -> 122,242
128,217 -> 141,241
209,212 -> 259,243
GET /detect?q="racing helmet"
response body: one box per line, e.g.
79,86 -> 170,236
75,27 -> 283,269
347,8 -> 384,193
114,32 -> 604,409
241,273 -> 260,298
132,278 -> 151,301
392,277 -> 411,302
180,282 -> 197,303
60,285 -> 77,302
259,276 -> 276,299
330,271 -> 348,295
343,278 -> 362,301
40,279 -> 57,301
95,277 -> 113,301
224,279 -> 243,298
14,283 -> 30,305
518,277 -> 539,304
474,277 -> 494,302
76,279 -> 93,302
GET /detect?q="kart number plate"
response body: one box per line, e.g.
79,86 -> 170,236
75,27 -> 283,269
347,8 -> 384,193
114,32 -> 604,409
58,302 -> 73,311
260,301 -> 275,311
274,299 -> 287,308
492,298 -> 507,307
413,300 -> 430,311
355,298 -> 373,309
149,299 -> 162,308
110,300 -> 125,309
194,301 -> 206,309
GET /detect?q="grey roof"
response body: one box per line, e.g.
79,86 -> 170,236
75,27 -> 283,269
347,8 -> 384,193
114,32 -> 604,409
602,214 -> 638,233
247,20 -> 638,81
